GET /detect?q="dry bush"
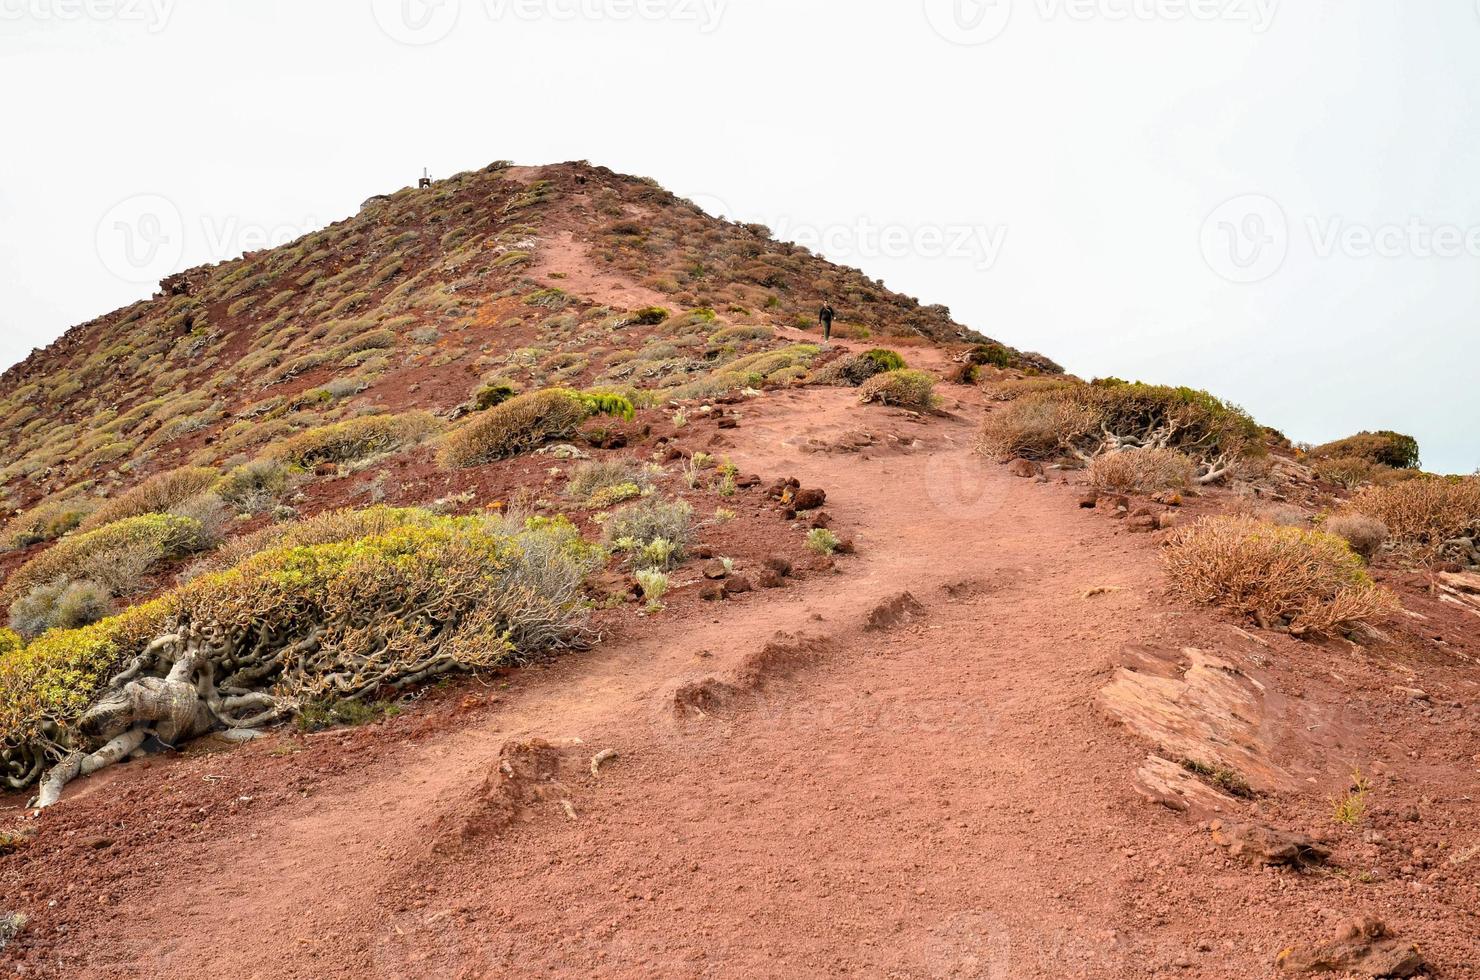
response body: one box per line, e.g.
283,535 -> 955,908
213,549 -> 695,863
602,497 -> 693,569
268,411 -> 437,467
80,466 -> 218,531
1313,455 -> 1391,490
1349,477 -> 1480,558
439,390 -> 632,468
1088,448 -> 1195,494
1325,513 -> 1389,560
0,497 -> 96,551
1162,516 -> 1395,638
217,458 -> 298,514
566,459 -> 647,504
977,391 -> 1100,461
0,513 -> 209,605
858,369 -> 936,410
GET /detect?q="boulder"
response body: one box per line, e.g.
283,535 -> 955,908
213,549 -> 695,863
702,560 -> 730,580
1275,918 -> 1425,977
1007,458 -> 1043,479
1210,820 -> 1329,867
793,488 -> 827,511
723,576 -> 754,596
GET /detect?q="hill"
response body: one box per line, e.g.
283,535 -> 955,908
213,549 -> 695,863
2,161 -> 1479,978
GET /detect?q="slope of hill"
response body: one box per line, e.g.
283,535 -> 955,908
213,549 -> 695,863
2,162 -> 1479,978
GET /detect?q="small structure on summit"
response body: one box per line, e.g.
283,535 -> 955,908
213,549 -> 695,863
418,167 -> 433,190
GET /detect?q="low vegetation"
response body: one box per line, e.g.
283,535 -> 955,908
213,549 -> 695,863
1,497 -> 95,551
603,497 -> 693,570
1088,447 -> 1195,494
80,466 -> 218,531
1348,476 -> 1480,560
1,513 -> 211,606
1310,431 -> 1421,470
1162,516 -> 1395,638
858,369 -> 936,410
439,389 -> 634,468
268,411 -> 437,468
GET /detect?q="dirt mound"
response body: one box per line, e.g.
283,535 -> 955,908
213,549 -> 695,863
732,632 -> 830,689
436,737 -> 584,844
864,591 -> 926,631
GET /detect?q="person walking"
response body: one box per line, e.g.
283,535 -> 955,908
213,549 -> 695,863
818,300 -> 836,344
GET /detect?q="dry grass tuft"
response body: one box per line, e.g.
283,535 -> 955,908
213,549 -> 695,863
1088,448 -> 1195,494
1348,477 -> 1480,560
1162,516 -> 1395,639
80,466 -> 218,531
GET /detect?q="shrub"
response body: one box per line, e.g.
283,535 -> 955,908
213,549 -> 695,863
80,466 -> 218,531
1088,448 -> 1195,494
1325,514 -> 1389,560
1,513 -> 209,605
1310,431 -> 1420,470
977,391 -> 1101,461
603,497 -> 693,569
567,459 -> 647,504
635,569 -> 669,608
0,512 -> 602,776
1314,456 -> 1389,490
968,343 -> 1015,368
627,306 -> 670,326
863,348 -> 907,372
10,579 -> 112,640
268,411 -> 437,467
807,528 -> 841,555
473,380 -> 519,411
439,389 -> 633,468
1,497 -> 95,551
1162,516 -> 1395,638
859,369 -> 936,410
1349,477 -> 1480,558
218,458 -> 297,513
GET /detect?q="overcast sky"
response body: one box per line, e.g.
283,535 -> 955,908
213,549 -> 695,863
2,0 -> 1477,472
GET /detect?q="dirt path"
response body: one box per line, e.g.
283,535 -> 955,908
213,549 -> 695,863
14,360 -> 1476,977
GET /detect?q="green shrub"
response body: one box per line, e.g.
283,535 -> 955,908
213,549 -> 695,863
567,459 -> 647,504
627,306 -> 670,326
217,458 -> 297,514
1311,431 -> 1421,470
859,369 -> 937,410
474,381 -> 519,411
863,348 -> 907,372
968,343 -> 1016,368
267,411 -> 437,467
439,390 -> 632,468
807,528 -> 841,555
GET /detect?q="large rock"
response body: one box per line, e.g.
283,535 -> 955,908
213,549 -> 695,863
1275,918 -> 1425,977
1209,820 -> 1329,867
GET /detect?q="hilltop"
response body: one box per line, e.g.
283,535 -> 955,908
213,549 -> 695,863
1,161 -> 1478,978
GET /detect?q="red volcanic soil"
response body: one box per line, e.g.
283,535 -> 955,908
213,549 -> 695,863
3,337 -> 1479,978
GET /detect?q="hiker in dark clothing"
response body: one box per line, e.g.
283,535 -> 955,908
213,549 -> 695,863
818,301 -> 836,343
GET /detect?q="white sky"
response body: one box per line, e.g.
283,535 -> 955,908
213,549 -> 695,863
2,0 -> 1477,472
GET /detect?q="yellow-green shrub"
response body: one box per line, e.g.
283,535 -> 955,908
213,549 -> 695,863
1162,516 -> 1395,638
859,369 -> 936,410
1,497 -> 96,551
1,514 -> 208,605
439,389 -> 633,468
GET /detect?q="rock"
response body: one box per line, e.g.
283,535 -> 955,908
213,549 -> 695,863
835,537 -> 856,555
810,511 -> 833,529
1078,492 -> 1100,509
1157,512 -> 1180,530
766,477 -> 800,500
1127,513 -> 1159,533
314,462 -> 338,477
1152,490 -> 1184,507
764,556 -> 793,577
694,545 -> 715,560
1133,755 -> 1238,814
1007,458 -> 1044,479
590,571 -> 639,602
757,569 -> 786,589
865,592 -> 926,631
793,488 -> 827,511
736,474 -> 762,489
723,576 -> 754,596
699,583 -> 726,602
1096,494 -> 1131,517
716,417 -> 738,430
1275,918 -> 1425,977
702,560 -> 730,581
1210,822 -> 1329,867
